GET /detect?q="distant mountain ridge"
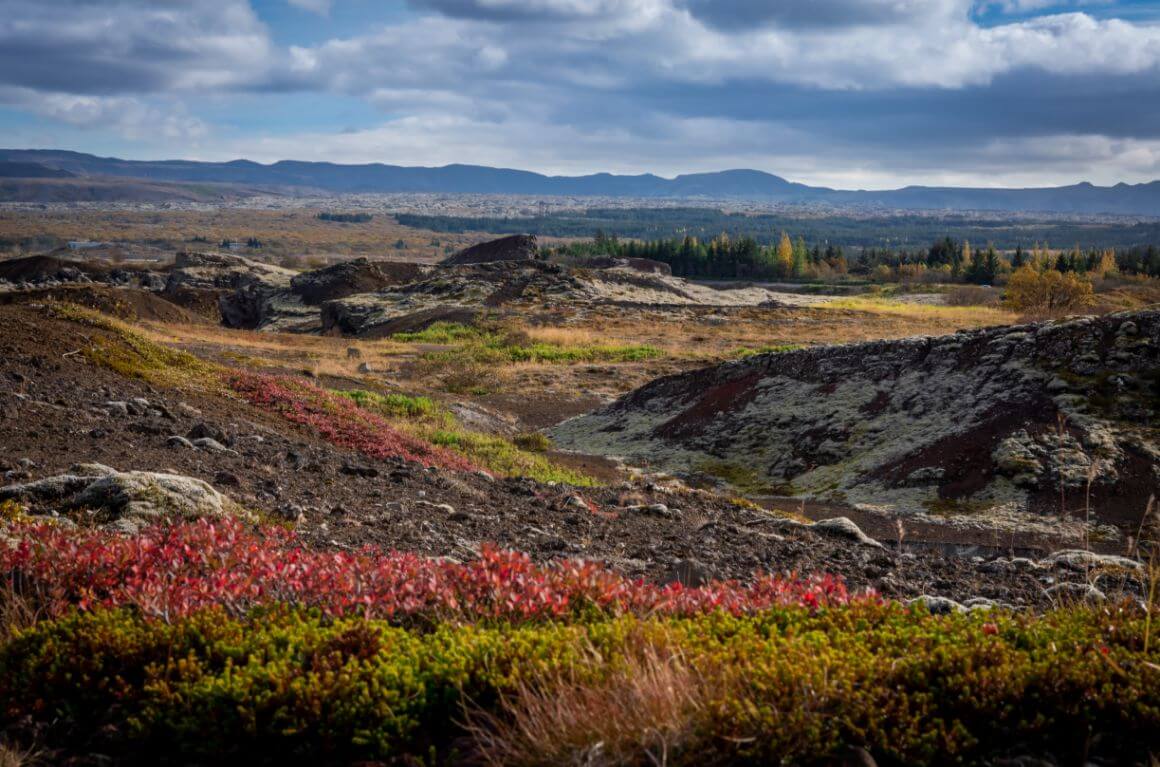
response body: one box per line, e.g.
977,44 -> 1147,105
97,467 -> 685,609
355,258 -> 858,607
2,148 -> 1158,216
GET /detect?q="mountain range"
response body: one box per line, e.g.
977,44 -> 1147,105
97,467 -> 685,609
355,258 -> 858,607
2,149 -> 1158,216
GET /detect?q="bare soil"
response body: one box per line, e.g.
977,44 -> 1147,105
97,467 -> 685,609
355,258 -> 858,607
0,304 -> 1143,609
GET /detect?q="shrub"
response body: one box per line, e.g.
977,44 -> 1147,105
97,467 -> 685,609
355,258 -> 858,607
512,432 -> 551,452
228,372 -> 476,472
337,389 -> 446,423
2,604 -> 1158,764
0,519 -> 854,623
338,389 -> 593,485
1004,265 -> 1094,314
945,285 -> 1000,307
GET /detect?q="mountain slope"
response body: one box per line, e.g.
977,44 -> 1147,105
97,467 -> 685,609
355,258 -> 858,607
1,149 -> 1159,214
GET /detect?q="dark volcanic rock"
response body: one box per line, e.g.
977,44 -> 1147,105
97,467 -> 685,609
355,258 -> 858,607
290,258 -> 429,305
552,311 -> 1160,537
440,234 -> 538,266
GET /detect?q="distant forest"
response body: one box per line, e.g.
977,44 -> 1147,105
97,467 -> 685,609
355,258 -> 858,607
549,232 -> 1160,283
396,207 -> 1160,251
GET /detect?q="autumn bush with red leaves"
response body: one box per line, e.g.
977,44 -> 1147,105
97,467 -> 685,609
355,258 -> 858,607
227,371 -> 477,472
1,518 -> 855,623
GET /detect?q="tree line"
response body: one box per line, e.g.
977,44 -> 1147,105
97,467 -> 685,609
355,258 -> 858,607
550,231 -> 1160,283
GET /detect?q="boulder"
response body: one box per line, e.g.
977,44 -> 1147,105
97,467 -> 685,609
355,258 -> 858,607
812,517 -> 883,548
440,234 -> 538,266
908,595 -> 967,614
0,468 -> 245,530
1044,549 -> 1142,572
290,258 -> 428,304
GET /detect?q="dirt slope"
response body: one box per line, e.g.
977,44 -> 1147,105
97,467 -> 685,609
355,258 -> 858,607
0,302 -> 1134,608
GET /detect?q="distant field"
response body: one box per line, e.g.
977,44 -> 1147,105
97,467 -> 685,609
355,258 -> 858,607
398,207 -> 1160,250
0,208 -> 492,259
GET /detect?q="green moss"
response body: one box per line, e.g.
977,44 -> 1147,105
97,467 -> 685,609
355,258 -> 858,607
923,497 -> 994,517
390,322 -> 483,344
337,388 -> 596,486
393,322 -> 663,366
47,302 -> 224,391
729,344 -> 803,359
696,459 -> 785,496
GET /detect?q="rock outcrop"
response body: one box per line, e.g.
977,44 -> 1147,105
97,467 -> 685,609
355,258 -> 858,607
290,258 -> 430,304
551,311 -> 1160,535
165,251 -> 296,293
0,464 -> 246,532
440,234 -> 539,266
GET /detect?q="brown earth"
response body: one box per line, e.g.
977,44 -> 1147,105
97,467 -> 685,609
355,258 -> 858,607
0,285 -> 208,324
0,303 -> 1145,610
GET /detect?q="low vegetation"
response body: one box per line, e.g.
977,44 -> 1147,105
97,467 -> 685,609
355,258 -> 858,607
338,389 -> 594,485
399,322 -> 663,365
229,372 -> 477,472
1004,263 -> 1095,314
0,526 -> 1155,766
1,518 -> 854,622
48,303 -> 223,392
819,296 -> 1017,325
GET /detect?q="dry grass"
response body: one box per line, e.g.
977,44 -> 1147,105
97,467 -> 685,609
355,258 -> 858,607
0,208 -> 483,259
1,578 -> 41,644
522,326 -> 607,346
466,640 -> 719,767
0,742 -> 40,767
944,285 -> 1002,307
819,297 -> 1017,326
140,321 -> 410,381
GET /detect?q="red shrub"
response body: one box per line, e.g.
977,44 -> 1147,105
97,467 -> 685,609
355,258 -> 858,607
227,371 -> 476,472
2,519 -> 860,623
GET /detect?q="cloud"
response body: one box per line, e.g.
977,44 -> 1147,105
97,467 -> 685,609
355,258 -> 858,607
288,0 -> 333,14
0,87 -> 208,142
678,0 -> 964,30
3,0 -> 1160,186
410,0 -> 663,22
0,0 -> 275,96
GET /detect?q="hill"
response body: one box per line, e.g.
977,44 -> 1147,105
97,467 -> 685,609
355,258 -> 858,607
2,149 -> 1159,214
551,311 -> 1160,537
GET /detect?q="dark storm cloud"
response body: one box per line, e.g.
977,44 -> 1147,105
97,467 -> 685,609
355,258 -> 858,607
676,0 -> 960,29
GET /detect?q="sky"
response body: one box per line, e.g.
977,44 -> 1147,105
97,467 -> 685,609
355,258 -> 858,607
1,0 -> 1160,189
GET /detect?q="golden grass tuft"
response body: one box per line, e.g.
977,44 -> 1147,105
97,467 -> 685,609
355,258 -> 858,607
0,742 -> 41,767
466,640 -> 718,767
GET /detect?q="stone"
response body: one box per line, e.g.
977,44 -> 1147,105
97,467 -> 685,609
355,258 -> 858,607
1043,549 -> 1142,572
187,422 -> 229,444
908,595 -> 966,614
2,468 -> 243,526
214,471 -> 241,487
812,517 -> 883,548
1045,582 -> 1106,603
664,558 -> 714,588
191,437 -> 236,454
104,401 -> 130,417
276,502 -> 306,522
340,463 -> 380,478
625,502 -> 676,519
